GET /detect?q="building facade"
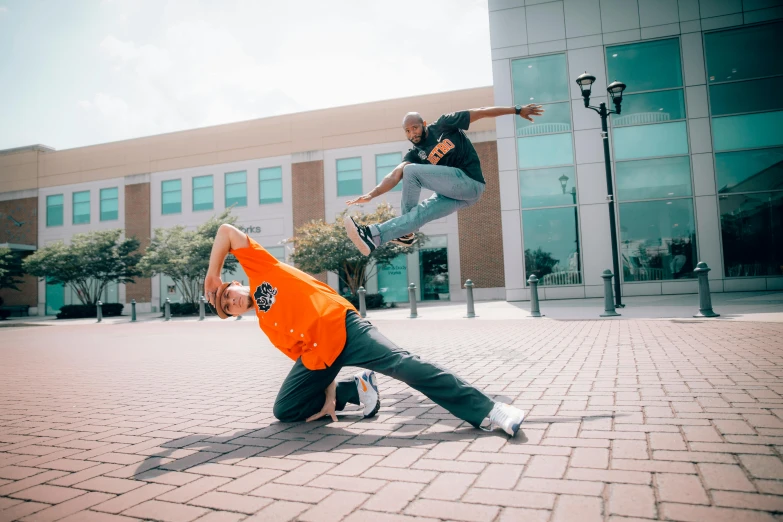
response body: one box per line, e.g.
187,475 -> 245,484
1,0 -> 781,315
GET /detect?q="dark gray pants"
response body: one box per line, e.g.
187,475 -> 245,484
273,312 -> 495,427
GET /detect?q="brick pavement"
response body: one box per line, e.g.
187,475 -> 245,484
1,318 -> 782,521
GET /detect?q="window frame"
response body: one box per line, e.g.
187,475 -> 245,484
224,171 -> 248,208
46,194 -> 64,227
336,157 -> 364,197
72,190 -> 91,225
161,179 -> 183,215
192,175 -> 214,212
258,166 -> 283,205
99,187 -> 119,222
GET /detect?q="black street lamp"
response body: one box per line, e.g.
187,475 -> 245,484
557,173 -> 582,283
575,71 -> 626,308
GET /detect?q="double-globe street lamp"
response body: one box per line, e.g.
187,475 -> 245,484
575,72 -> 627,308
558,173 -> 581,282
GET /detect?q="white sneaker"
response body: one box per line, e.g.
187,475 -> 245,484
488,402 -> 525,436
354,370 -> 380,418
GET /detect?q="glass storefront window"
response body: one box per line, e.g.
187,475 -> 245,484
619,199 -> 697,281
522,206 -> 581,286
519,166 -> 577,209
516,102 -> 572,137
705,21 -> 783,84
376,152 -> 402,192
161,179 -> 182,215
46,194 -> 63,227
613,121 -> 689,160
337,157 -> 363,197
225,171 -> 247,208
517,133 -> 574,169
606,38 -> 683,93
378,254 -> 409,303
265,246 -> 286,263
511,53 -> 569,104
420,236 -> 449,300
719,191 -> 783,277
712,111 -> 783,151
259,167 -> 283,204
72,191 -> 90,225
709,77 -> 781,116
715,148 -> 783,194
192,175 -> 213,211
611,89 -> 685,127
100,187 -> 119,221
616,156 -> 692,201
45,277 -> 64,315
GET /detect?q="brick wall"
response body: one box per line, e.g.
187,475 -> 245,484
292,160 -> 328,283
457,141 -> 505,289
124,182 -> 152,302
0,197 -> 38,306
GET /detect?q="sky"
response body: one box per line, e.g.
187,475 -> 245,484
0,0 -> 493,151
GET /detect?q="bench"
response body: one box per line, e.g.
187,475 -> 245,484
0,305 -> 30,318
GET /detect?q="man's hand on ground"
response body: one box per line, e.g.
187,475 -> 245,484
518,103 -> 545,123
346,194 -> 373,206
204,274 -> 223,307
306,381 -> 338,422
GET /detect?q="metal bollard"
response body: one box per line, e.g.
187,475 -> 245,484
358,286 -> 367,318
96,300 -> 103,323
464,279 -> 476,318
199,296 -> 205,321
131,299 -> 136,322
600,269 -> 621,317
528,275 -> 543,317
408,283 -> 418,319
694,262 -> 720,318
164,298 -> 171,321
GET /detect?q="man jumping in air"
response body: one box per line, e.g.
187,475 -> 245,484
204,223 -> 526,436
344,104 -> 543,255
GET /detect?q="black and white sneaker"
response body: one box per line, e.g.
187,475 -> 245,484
344,216 -> 376,256
389,233 -> 417,247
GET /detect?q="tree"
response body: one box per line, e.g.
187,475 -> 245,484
524,247 -> 559,279
290,203 -> 424,296
23,230 -> 141,305
0,248 -> 25,292
139,210 -> 238,304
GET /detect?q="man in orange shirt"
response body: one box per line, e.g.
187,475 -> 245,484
205,223 -> 526,436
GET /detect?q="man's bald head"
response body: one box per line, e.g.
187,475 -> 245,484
402,112 -> 427,145
402,112 -> 424,127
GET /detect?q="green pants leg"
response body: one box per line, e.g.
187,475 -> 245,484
273,312 -> 495,427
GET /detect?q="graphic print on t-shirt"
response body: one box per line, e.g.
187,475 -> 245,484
254,282 -> 278,313
427,138 -> 455,165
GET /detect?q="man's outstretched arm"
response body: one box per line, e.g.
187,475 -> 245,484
205,224 -> 249,307
346,161 -> 410,206
468,104 -> 544,123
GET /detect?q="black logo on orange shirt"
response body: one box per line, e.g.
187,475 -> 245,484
254,282 -> 278,313
427,139 -> 455,165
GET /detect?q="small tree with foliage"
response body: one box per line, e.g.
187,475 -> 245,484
524,247 -> 559,280
139,210 -> 238,304
23,230 -> 141,305
290,203 -> 424,296
0,248 -> 25,292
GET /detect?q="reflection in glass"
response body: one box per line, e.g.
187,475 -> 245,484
162,180 -> 182,215
259,167 -> 283,204
720,192 -> 783,277
511,54 -> 569,104
225,171 -> 247,208
606,38 -> 683,93
619,199 -> 697,281
704,21 -> 783,83
337,157 -> 363,197
712,111 -> 783,151
716,148 -> 783,194
73,191 -> 90,224
378,254 -> 409,303
517,133 -> 574,168
100,187 -> 119,221
519,166 -> 577,209
616,156 -> 692,201
522,207 -> 581,286
46,195 -> 64,227
192,175 -> 213,211
517,102 -> 571,136
611,89 -> 685,126
376,152 -> 402,192
613,121 -> 689,160
420,247 -> 449,300
45,277 -> 64,316
709,78 -> 782,116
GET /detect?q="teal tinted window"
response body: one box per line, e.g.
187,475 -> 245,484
709,78 -> 781,116
337,157 -> 363,197
378,254 -> 409,303
265,246 -> 286,262
606,38 -> 683,93
705,21 -> 783,84
225,171 -> 247,208
716,148 -> 783,194
512,53 -> 569,104
616,156 -> 692,201
192,175 -> 213,211
619,199 -> 697,281
613,121 -> 689,160
516,102 -> 571,137
161,179 -> 182,215
100,187 -> 119,221
519,166 -> 577,209
259,167 -> 283,204
612,90 -> 686,127
712,111 -> 783,151
522,206 -> 581,286
45,277 -> 64,315
46,194 -> 63,227
420,242 -> 449,301
517,133 -> 574,168
72,191 -> 90,224
376,152 -> 402,192
720,191 -> 783,277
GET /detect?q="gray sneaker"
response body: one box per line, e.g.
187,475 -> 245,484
488,402 -> 525,437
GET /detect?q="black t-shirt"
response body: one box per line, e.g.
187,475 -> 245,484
403,111 -> 484,184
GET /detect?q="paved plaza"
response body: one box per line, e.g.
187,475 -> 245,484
2,307 -> 783,521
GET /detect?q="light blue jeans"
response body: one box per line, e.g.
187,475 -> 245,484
371,163 -> 485,243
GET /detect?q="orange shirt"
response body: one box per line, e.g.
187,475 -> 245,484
230,237 -> 357,370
